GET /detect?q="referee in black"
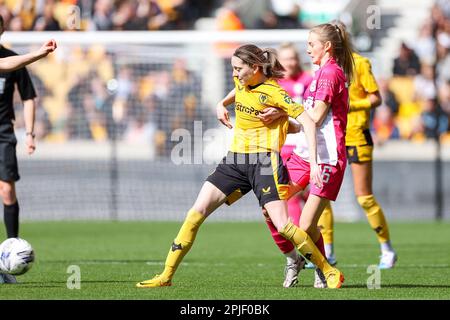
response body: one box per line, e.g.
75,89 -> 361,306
0,15 -> 38,284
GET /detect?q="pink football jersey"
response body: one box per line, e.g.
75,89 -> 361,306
294,57 -> 349,165
278,71 -> 313,147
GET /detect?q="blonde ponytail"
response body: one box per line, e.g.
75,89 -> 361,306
311,22 -> 355,82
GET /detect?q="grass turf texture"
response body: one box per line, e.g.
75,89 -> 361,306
1,221 -> 449,300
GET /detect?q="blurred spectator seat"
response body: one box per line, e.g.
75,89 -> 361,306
389,76 -> 421,139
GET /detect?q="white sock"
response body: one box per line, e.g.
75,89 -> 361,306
324,243 -> 334,258
381,241 -> 393,253
284,249 -> 299,264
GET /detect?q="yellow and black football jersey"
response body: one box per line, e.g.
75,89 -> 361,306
231,77 -> 304,153
346,53 -> 379,146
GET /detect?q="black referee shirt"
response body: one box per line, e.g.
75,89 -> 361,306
0,45 -> 37,123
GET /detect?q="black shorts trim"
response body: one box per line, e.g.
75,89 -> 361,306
363,129 -> 374,146
346,146 -> 359,164
345,145 -> 373,164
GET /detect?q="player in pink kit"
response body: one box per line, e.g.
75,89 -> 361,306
263,43 -> 313,287
277,43 -> 313,104
259,22 -> 354,288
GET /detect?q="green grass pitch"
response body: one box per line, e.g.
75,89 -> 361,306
0,221 -> 449,300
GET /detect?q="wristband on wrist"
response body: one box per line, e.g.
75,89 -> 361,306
26,132 -> 36,138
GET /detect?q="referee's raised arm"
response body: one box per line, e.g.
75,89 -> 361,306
0,39 -> 57,72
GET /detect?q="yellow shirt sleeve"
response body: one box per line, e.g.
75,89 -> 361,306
358,58 -> 379,94
288,103 -> 304,119
270,87 -> 304,118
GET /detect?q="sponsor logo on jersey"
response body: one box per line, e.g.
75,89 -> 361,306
235,102 -> 261,116
318,79 -> 333,89
259,93 -> 268,104
304,96 -> 314,110
262,186 -> 271,195
309,80 -> 317,92
282,93 -> 294,105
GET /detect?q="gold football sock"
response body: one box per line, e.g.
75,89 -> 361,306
357,195 -> 390,244
161,209 -> 206,280
318,201 -> 334,245
279,221 -> 333,274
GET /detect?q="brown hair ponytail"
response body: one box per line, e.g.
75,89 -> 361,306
233,44 -> 285,79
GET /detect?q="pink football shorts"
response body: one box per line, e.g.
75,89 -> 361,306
286,152 -> 346,201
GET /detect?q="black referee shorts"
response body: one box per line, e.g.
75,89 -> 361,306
0,122 -> 20,182
206,152 -> 290,207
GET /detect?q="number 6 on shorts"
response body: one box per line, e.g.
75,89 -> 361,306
321,165 -> 333,184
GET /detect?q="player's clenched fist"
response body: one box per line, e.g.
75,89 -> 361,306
38,39 -> 57,56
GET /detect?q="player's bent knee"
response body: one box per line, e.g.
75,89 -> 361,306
0,185 -> 15,202
0,191 -> 10,203
1,191 -> 16,205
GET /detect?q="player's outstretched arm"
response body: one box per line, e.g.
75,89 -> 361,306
0,39 -> 57,72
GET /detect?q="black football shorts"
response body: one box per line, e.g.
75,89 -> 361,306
206,152 -> 290,207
